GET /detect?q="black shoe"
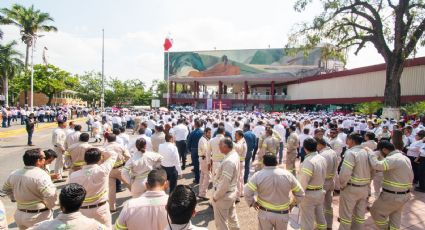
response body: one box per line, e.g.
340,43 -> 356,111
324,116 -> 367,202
334,190 -> 340,195
192,180 -> 199,184
182,165 -> 186,170
197,196 -> 209,201
116,188 -> 126,193
414,187 -> 425,193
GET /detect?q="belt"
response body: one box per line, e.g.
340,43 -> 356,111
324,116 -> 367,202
258,205 -> 289,214
80,201 -> 107,209
347,182 -> 368,187
382,188 -> 410,194
18,208 -> 49,213
306,187 -> 323,191
113,164 -> 124,169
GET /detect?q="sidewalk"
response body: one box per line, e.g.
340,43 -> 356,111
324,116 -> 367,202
0,117 -> 86,138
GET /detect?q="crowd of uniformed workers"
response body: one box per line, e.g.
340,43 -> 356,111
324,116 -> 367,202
1,109 -> 424,230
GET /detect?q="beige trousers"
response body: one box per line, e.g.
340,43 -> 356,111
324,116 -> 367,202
285,151 -> 297,175
213,197 -> 240,230
53,147 -> 64,177
370,191 -> 410,230
237,161 -> 245,198
198,157 -> 211,197
15,209 -> 52,230
130,177 -> 147,198
258,210 -> 289,230
80,202 -> 112,228
300,190 -> 327,230
109,168 -> 126,210
324,179 -> 335,229
338,185 -> 369,230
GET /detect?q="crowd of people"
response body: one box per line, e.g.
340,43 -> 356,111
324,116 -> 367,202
1,109 -> 425,230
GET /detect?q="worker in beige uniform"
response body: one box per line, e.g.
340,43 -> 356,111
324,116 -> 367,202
338,133 -> 372,230
210,127 -> 226,188
286,126 -> 299,175
115,169 -> 169,230
64,124 -> 82,150
316,138 -> 338,230
212,138 -> 240,230
69,147 -> 117,228
327,128 -> 343,192
64,133 -> 92,173
103,134 -> 131,211
151,125 -> 166,152
2,149 -> 57,230
0,199 -> 7,230
29,183 -> 106,230
198,127 -> 212,200
121,138 -> 163,197
298,138 -> 327,230
361,132 -> 381,197
234,130 -> 247,200
245,154 -> 305,230
52,121 -> 67,180
367,141 -> 413,230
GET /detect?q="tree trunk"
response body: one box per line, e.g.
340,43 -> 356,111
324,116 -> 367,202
47,95 -> 53,106
24,43 -> 30,106
382,56 -> 404,119
4,74 -> 8,107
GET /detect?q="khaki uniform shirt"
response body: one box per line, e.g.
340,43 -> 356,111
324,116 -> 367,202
209,134 -> 225,162
115,191 -> 168,230
319,147 -> 339,181
121,151 -> 163,184
65,142 -> 92,169
65,131 -> 81,150
287,132 -> 299,153
328,137 -> 343,156
213,150 -> 240,201
198,136 -> 210,159
52,128 -> 66,150
2,166 -> 57,210
69,153 -> 117,206
151,132 -> 165,152
245,166 -> 305,211
340,145 -> 372,188
29,212 -> 106,230
235,138 -> 248,161
103,142 -> 130,168
298,152 -> 327,191
368,150 -> 414,192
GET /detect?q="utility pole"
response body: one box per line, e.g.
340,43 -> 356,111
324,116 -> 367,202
101,29 -> 105,112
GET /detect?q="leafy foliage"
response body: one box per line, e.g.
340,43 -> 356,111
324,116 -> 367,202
33,64 -> 78,105
355,101 -> 383,115
289,0 -> 425,109
402,101 -> 425,115
0,40 -> 23,105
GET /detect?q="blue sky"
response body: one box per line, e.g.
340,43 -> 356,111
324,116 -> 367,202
1,0 -> 424,85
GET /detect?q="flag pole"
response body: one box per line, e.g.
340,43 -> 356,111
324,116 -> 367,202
30,36 -> 35,111
167,50 -> 170,108
101,29 -> 105,112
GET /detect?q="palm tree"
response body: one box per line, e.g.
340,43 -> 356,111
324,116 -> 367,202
0,15 -> 4,39
0,41 -> 24,106
1,4 -> 57,105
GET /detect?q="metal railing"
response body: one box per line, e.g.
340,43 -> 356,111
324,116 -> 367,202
164,93 -> 287,100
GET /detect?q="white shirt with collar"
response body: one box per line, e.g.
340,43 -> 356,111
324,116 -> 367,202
158,142 -> 182,175
172,124 -> 189,141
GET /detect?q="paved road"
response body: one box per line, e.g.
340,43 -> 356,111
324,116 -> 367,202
1,123 -> 425,229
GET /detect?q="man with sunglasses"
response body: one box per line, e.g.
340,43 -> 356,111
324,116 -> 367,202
2,148 -> 57,229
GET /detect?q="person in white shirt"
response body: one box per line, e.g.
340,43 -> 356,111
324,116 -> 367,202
130,128 -> 153,154
118,126 -> 130,149
298,128 -> 313,162
406,130 -> 425,184
112,115 -> 122,129
274,118 -> 286,164
158,134 -> 182,193
172,119 -> 189,169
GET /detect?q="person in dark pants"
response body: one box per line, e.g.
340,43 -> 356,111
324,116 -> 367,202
174,119 -> 189,170
187,120 -> 203,184
243,123 -> 256,183
25,113 -> 37,146
159,134 -> 182,193
416,144 -> 425,192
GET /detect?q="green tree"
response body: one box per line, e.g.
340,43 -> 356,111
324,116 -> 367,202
0,40 -> 23,106
76,71 -> 103,107
403,101 -> 425,116
289,1 -> 425,119
355,101 -> 383,116
33,64 -> 77,105
150,80 -> 168,106
1,4 -> 57,104
127,79 -> 152,105
106,77 -> 132,107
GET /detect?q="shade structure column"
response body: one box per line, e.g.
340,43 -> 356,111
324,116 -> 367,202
271,81 -> 275,111
244,81 -> 248,108
218,81 -> 223,100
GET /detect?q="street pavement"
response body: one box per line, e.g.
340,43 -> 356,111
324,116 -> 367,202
1,122 -> 425,229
